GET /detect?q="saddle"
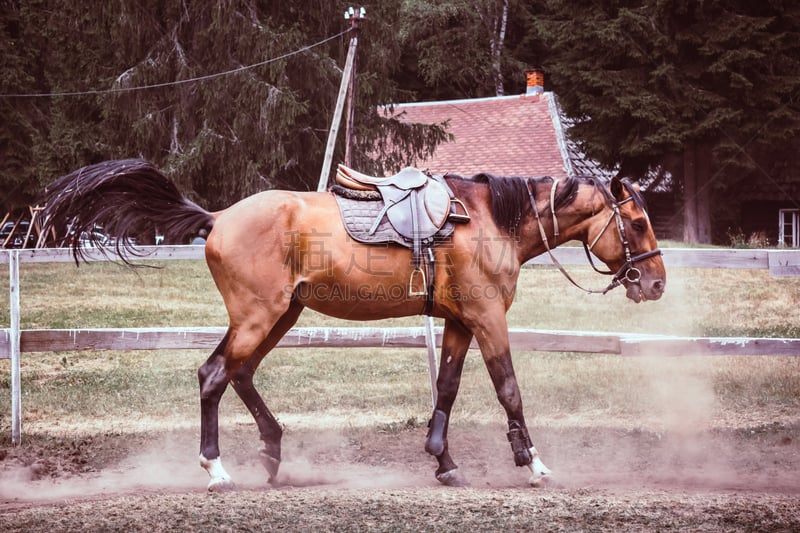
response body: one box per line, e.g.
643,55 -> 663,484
336,165 -> 469,241
333,164 -> 470,313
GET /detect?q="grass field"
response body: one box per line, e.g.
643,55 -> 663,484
1,261 -> 798,432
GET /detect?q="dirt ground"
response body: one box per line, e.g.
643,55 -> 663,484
1,419 -> 799,531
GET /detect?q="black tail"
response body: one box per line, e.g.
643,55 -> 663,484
38,159 -> 213,264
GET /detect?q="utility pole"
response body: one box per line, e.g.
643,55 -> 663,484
317,6 -> 366,192
343,8 -> 363,168
316,7 -> 439,411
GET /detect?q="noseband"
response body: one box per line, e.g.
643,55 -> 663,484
527,178 -> 662,295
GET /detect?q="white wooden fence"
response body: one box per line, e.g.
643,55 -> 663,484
3,246 -> 800,445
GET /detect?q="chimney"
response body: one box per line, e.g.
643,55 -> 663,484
526,69 -> 544,96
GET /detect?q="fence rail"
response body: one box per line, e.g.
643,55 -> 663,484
3,245 -> 800,445
3,245 -> 800,274
3,325 -> 800,358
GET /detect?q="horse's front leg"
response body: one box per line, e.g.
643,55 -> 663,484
471,315 -> 553,487
425,318 -> 472,486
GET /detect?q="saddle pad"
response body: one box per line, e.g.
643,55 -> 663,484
333,194 -> 456,247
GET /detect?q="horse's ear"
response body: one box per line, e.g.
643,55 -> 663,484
610,177 -> 624,201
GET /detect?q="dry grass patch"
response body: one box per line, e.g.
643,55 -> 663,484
1,261 -> 798,438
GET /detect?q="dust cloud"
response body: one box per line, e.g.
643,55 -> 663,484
0,433 -> 205,504
536,272 -> 794,493
0,427 -> 433,506
2,274 -> 797,502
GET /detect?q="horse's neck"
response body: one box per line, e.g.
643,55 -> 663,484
518,184 -> 601,263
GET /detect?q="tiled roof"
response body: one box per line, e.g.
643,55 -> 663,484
386,93 -> 569,178
386,91 -> 677,192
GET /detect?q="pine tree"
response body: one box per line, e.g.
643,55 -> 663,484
534,0 -> 800,243
394,0 -> 527,100
0,1 -> 451,213
0,0 -> 39,211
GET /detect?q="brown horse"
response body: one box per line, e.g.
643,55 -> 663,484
39,159 -> 665,490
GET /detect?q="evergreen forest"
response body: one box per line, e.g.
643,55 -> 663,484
1,0 -> 798,243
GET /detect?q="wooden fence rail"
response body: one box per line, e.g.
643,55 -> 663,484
3,244 -> 800,273
3,246 -> 800,445
3,325 -> 800,358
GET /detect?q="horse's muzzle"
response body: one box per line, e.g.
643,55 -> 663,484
626,277 -> 665,303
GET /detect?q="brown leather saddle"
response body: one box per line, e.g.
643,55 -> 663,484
333,164 -> 470,312
336,165 -> 469,241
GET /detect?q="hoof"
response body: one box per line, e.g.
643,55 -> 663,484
528,472 -> 553,488
436,469 -> 469,487
207,478 -> 238,493
259,449 -> 281,485
526,447 -> 553,488
200,455 -> 236,492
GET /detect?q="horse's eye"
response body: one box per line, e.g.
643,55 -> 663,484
632,219 -> 647,232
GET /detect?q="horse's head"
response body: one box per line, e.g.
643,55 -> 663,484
585,177 -> 666,303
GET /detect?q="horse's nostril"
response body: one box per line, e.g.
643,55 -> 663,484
652,279 -> 664,292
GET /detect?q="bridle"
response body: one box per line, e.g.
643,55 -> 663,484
527,178 -> 662,295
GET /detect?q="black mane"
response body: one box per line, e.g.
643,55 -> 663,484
444,173 -> 650,235
445,173 -> 594,235
471,173 -> 532,233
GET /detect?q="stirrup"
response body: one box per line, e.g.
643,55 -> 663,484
409,268 -> 427,296
449,198 -> 471,223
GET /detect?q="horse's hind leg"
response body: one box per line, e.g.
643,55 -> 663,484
229,298 -> 305,486
228,361 -> 282,484
425,318 -> 472,486
198,299 -> 303,492
198,331 -> 237,491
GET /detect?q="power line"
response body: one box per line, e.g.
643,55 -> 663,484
0,30 -> 349,99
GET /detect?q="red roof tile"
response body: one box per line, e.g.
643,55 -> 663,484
386,93 -> 569,178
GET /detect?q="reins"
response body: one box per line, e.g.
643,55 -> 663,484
526,178 -> 662,295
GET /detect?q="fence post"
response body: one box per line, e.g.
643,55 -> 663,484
8,250 -> 22,445
424,316 -> 438,408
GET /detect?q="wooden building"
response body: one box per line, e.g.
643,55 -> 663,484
383,87 -> 678,241
384,85 -> 797,246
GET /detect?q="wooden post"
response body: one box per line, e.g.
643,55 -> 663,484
343,11 -> 362,168
1,213 -> 23,249
424,316 -> 439,408
317,7 -> 365,192
695,143 -> 712,243
29,205 -> 45,248
9,250 -> 22,445
682,142 -> 713,244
